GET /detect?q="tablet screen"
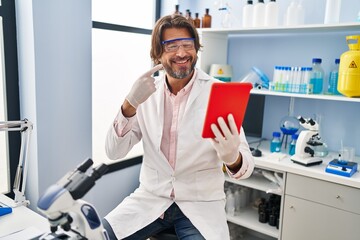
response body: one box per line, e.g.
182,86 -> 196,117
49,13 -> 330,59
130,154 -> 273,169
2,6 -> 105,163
201,82 -> 252,138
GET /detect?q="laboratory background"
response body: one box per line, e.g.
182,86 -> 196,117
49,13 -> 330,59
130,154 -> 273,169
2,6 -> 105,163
1,0 -> 360,239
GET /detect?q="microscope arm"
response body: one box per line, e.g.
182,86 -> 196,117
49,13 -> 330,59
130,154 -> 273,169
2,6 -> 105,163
0,119 -> 33,207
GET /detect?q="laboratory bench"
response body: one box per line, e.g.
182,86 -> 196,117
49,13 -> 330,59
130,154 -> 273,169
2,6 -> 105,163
226,140 -> 360,240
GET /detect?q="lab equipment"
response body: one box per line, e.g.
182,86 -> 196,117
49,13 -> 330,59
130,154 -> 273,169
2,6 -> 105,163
253,0 -> 265,27
201,8 -> 211,28
209,64 -> 232,82
264,0 -> 279,27
288,133 -> 298,156
37,158 -> 109,240
0,119 -> 33,207
325,154 -> 358,177
270,131 -> 281,153
324,0 -> 342,24
271,66 -> 312,94
279,114 -> 300,149
0,203 -> 12,216
239,66 -> 270,89
242,0 -> 254,28
338,35 -> 360,97
225,188 -> 235,216
327,58 -> 341,95
310,58 -> 324,94
290,116 -> 325,166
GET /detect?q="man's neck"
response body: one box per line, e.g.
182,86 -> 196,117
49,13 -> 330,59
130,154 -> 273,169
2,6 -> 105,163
166,71 -> 194,95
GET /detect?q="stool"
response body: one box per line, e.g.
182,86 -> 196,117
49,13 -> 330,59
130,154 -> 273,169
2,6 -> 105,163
149,226 -> 178,240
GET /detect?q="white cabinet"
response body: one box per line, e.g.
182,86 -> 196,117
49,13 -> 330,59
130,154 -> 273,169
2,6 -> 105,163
282,173 -> 360,240
200,23 -> 360,240
225,167 -> 284,239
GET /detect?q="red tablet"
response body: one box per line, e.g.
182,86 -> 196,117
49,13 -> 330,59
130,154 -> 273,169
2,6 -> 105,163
202,82 -> 253,138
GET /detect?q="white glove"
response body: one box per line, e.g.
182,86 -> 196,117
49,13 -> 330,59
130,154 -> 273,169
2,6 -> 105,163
211,114 -> 240,165
126,64 -> 163,109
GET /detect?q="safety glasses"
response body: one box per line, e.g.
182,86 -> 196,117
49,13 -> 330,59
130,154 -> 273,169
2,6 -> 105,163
161,38 -> 195,53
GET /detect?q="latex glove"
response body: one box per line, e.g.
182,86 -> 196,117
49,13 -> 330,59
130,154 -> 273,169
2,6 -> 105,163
126,64 -> 163,109
211,114 -> 240,165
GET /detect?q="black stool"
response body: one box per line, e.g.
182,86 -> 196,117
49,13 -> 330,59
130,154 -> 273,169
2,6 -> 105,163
149,226 -> 178,240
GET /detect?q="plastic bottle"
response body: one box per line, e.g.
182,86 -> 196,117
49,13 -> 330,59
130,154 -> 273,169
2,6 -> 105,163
285,1 -> 298,26
194,13 -> 201,28
270,131 -> 281,153
234,188 -> 241,213
242,0 -> 254,28
324,0 -> 342,24
253,0 -> 265,27
296,0 -> 305,25
202,8 -> 212,28
328,58 -> 341,95
310,58 -> 325,94
226,189 -> 235,216
289,133 -> 298,155
265,0 -> 279,27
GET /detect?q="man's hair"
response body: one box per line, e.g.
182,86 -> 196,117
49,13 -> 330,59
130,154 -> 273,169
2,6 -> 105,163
150,14 -> 201,64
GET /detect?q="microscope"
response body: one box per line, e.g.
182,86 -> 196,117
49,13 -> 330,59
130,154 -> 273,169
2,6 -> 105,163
290,116 -> 325,166
37,158 -> 109,240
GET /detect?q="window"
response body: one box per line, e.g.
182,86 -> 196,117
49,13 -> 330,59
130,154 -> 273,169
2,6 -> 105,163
92,0 -> 159,166
0,1 -> 21,195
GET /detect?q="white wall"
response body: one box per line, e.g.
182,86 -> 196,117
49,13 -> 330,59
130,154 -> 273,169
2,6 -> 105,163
16,0 -> 92,211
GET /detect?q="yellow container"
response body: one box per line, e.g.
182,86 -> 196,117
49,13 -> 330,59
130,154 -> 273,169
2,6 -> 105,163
338,35 -> 360,97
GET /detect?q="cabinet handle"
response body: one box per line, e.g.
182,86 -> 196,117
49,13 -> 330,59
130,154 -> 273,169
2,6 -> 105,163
336,195 -> 341,199
289,205 -> 294,209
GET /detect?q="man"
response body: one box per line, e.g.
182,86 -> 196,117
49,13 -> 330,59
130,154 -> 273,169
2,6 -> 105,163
104,14 -> 254,240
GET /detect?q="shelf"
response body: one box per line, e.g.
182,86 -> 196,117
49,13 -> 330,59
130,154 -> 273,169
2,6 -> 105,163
227,206 -> 279,238
225,171 -> 282,196
198,22 -> 360,36
251,89 -> 360,103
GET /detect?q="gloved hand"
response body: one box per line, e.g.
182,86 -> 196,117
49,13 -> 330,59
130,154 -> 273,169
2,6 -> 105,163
211,114 -> 240,165
126,64 -> 163,109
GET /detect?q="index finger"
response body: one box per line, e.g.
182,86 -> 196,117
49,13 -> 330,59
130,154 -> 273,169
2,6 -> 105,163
141,64 -> 163,77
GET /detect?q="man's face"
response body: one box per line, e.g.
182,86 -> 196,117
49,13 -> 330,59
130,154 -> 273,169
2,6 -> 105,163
159,28 -> 197,80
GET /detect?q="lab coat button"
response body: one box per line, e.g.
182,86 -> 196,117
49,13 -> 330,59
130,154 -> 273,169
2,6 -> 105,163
172,177 -> 175,182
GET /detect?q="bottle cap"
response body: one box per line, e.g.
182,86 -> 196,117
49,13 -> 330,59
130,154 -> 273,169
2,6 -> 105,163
312,58 -> 322,64
335,58 -> 340,64
273,131 -> 281,137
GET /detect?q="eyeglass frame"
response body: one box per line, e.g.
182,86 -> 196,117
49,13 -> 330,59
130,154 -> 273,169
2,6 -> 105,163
161,38 -> 195,52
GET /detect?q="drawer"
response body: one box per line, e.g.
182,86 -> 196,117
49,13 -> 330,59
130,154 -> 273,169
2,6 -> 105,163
286,173 -> 360,214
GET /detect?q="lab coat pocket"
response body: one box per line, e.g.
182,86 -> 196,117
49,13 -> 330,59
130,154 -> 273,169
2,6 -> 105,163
195,168 -> 225,201
140,164 -> 159,193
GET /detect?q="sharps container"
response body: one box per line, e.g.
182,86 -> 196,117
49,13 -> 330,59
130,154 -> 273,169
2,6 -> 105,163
239,66 -> 270,89
338,35 -> 360,97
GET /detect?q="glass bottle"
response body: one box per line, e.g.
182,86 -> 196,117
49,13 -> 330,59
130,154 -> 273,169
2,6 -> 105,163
194,13 -> 201,28
173,4 -> 181,16
270,131 -> 281,153
310,58 -> 324,94
327,58 -> 341,95
202,8 -> 212,28
288,133 -> 298,156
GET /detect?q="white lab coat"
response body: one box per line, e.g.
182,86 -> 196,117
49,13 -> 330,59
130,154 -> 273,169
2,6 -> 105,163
105,68 -> 255,240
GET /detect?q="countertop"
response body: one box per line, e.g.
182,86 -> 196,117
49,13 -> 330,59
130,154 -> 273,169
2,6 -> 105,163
249,140 -> 360,189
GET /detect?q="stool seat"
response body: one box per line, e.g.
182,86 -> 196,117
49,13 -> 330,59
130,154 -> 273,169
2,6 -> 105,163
150,226 -> 177,240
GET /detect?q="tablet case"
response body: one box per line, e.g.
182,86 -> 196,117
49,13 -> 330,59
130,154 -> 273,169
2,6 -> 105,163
202,82 -> 253,138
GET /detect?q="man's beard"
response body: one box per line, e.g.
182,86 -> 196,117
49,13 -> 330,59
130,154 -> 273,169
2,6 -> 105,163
163,56 -> 197,79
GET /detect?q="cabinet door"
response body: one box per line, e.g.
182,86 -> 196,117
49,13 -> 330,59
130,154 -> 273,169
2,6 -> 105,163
282,195 -> 360,240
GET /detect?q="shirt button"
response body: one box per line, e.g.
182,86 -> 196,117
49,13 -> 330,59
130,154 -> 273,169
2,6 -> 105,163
172,177 -> 176,182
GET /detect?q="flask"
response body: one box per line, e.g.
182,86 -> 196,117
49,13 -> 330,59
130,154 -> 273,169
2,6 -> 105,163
328,58 -> 341,95
194,13 -> 201,28
324,0 -> 342,24
265,0 -> 279,27
310,58 -> 324,94
202,8 -> 212,28
242,0 -> 254,28
225,189 -> 235,216
253,0 -> 265,27
270,131 -> 281,153
288,133 -> 298,156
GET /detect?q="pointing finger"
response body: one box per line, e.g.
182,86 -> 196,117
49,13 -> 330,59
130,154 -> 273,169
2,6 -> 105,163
141,64 -> 163,78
